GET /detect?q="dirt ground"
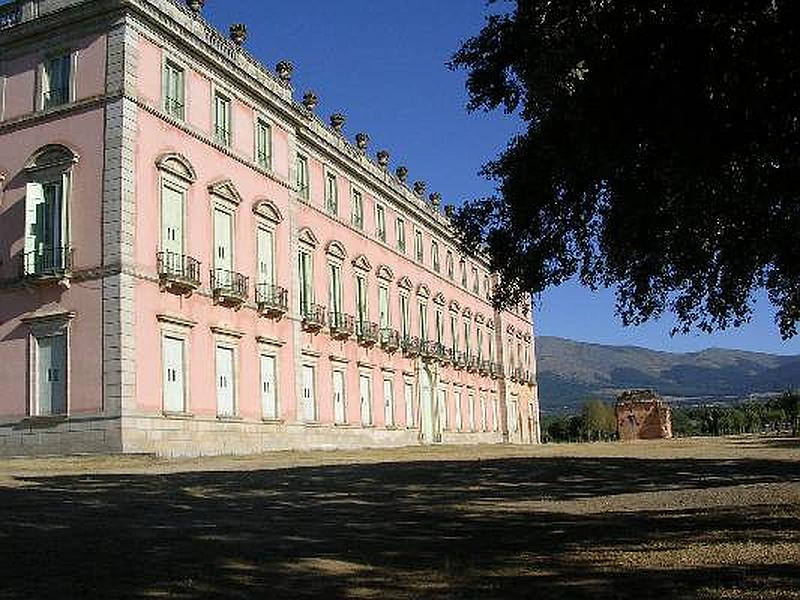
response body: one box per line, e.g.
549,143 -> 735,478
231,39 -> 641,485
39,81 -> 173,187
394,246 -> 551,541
0,436 -> 798,599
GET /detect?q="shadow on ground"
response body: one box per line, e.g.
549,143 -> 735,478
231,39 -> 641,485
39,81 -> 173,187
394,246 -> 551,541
1,456 -> 798,599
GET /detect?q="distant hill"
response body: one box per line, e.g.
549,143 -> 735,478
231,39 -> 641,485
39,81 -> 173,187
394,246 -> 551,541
536,336 -> 800,413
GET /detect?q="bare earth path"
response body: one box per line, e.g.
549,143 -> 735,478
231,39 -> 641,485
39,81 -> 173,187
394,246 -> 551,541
0,436 -> 798,599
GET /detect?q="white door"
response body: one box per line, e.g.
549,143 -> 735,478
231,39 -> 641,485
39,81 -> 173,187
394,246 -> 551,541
333,370 -> 346,424
359,374 -> 372,425
468,393 -> 476,431
455,392 -> 463,431
215,346 -> 235,417
214,208 -> 233,272
481,394 -> 488,431
161,183 -> 183,256
436,388 -> 447,434
38,334 -> 66,415
257,227 -> 274,285
404,381 -> 414,427
260,354 -> 277,419
162,335 -> 184,413
301,364 -> 316,421
419,368 -> 434,443
383,378 -> 394,427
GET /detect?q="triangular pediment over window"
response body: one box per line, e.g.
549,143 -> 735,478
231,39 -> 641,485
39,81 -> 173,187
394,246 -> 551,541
326,240 -> 347,260
416,283 -> 430,298
397,276 -> 412,290
155,152 -> 196,183
351,254 -> 372,271
376,265 -> 394,281
298,227 -> 318,248
208,179 -> 242,205
433,292 -> 446,305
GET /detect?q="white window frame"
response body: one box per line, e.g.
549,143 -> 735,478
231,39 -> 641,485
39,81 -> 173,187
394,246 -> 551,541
38,50 -> 75,111
259,345 -> 280,421
296,153 -> 310,200
396,217 -> 406,252
414,228 -> 423,263
255,116 -> 272,170
162,58 -> 185,121
431,240 -> 440,272
375,203 -> 387,242
27,315 -> 72,417
213,89 -> 232,147
214,338 -> 239,418
351,187 -> 364,229
325,169 -> 338,216
157,315 -> 194,416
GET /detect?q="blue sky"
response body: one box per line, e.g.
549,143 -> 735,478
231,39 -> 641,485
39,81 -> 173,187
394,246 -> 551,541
8,0 -> 795,355
204,1 -> 798,356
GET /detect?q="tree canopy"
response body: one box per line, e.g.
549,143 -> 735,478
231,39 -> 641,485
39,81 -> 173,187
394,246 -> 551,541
450,0 -> 800,338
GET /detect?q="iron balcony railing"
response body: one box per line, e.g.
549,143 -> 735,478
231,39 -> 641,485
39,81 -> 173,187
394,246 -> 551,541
0,3 -> 21,30
328,311 -> 354,339
164,97 -> 185,120
453,351 -> 467,370
302,303 -> 326,331
490,362 -> 504,379
23,246 -> 73,279
43,87 -> 69,109
421,340 -> 445,362
466,354 -> 480,372
357,321 -> 380,346
210,268 -> 248,307
380,328 -> 400,352
440,346 -> 454,366
401,335 -> 421,358
479,359 -> 491,376
256,283 -> 288,317
157,251 -> 201,292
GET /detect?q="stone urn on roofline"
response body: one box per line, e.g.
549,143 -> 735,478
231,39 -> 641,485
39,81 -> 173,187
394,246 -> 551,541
186,0 -> 205,13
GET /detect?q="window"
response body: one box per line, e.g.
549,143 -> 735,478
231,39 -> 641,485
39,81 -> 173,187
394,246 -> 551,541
351,188 -> 363,229
163,60 -> 185,120
213,207 -> 233,274
446,250 -> 454,280
400,292 -> 410,338
296,154 -> 309,200
298,249 -> 313,315
301,364 -> 316,422
418,300 -> 428,341
414,229 -> 423,263
355,273 -> 368,329
214,92 -> 231,146
396,217 -> 406,252
162,334 -> 185,414
24,178 -> 69,276
438,388 -> 448,431
484,275 -> 491,299
488,332 -> 494,362
463,319 -> 471,354
359,373 -> 373,425
431,240 -> 440,272
468,390 -> 476,430
328,262 -> 343,317
255,118 -> 272,169
215,344 -> 236,417
333,369 -> 346,424
460,259 -> 467,287
35,332 -> 68,415
472,266 -> 479,293
325,172 -> 338,215
378,284 -> 390,329
450,314 -> 459,352
383,377 -> 395,427
42,53 -> 71,109
375,204 -> 386,241
435,309 -> 443,345
256,226 -> 275,286
161,180 -> 185,257
454,390 -> 463,431
477,327 -> 484,360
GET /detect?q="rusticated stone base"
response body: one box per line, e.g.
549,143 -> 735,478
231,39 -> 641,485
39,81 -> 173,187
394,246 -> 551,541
0,415 -> 123,456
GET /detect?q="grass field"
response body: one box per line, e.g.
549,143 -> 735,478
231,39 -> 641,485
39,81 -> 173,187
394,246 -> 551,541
0,436 -> 798,599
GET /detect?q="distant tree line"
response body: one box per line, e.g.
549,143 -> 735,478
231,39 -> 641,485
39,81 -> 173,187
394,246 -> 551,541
542,391 -> 800,443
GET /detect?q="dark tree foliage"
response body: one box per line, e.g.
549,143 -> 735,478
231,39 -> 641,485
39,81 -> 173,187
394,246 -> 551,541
450,0 -> 800,338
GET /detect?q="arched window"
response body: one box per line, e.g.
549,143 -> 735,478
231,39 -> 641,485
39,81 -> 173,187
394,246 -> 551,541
23,144 -> 79,277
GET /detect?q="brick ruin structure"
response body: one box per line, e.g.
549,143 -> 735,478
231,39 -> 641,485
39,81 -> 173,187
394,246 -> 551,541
615,390 -> 673,441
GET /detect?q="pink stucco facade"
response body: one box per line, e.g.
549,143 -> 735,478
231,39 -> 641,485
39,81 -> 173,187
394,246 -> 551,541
0,0 -> 539,456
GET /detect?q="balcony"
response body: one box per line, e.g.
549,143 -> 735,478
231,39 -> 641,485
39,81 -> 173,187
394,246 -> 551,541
211,268 -> 248,309
328,311 -> 354,340
302,303 -> 326,332
357,321 -> 380,347
466,354 -> 480,373
508,367 -> 518,382
440,346 -> 454,366
490,362 -> 503,379
380,328 -> 400,353
256,283 -> 288,319
157,251 -> 201,295
401,335 -> 421,358
453,351 -> 467,370
0,3 -> 21,30
22,246 -> 73,283
479,359 -> 491,376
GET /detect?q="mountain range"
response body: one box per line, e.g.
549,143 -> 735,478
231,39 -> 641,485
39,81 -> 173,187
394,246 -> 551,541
536,336 -> 800,413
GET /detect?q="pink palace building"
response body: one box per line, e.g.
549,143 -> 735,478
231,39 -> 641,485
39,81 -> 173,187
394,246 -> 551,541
0,0 -> 540,456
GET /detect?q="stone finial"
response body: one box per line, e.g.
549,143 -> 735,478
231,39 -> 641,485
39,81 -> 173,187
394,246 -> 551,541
429,192 -> 442,209
229,24 -> 247,46
444,204 -> 456,218
302,90 -> 318,111
276,60 -> 294,84
376,150 -> 390,169
395,165 -> 408,183
186,0 -> 205,13
413,180 -> 426,197
330,113 -> 346,133
355,132 -> 370,151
